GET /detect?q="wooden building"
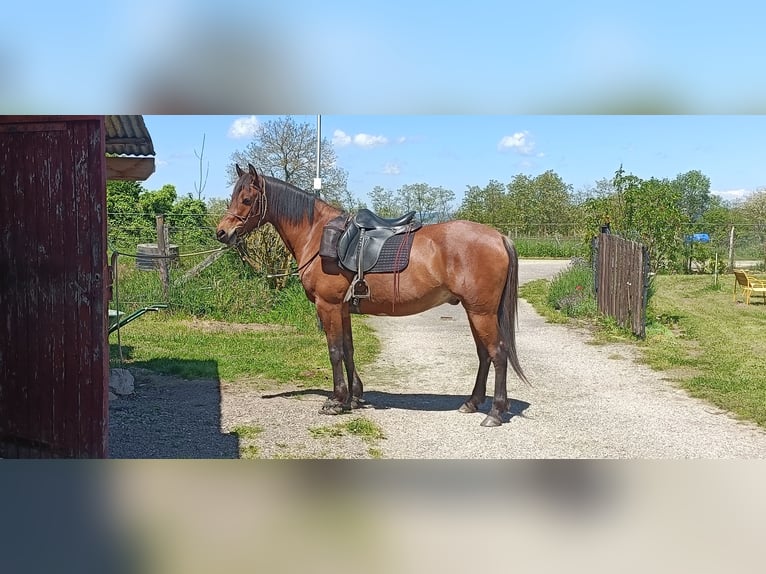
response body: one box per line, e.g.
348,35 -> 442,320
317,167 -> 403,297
0,115 -> 155,457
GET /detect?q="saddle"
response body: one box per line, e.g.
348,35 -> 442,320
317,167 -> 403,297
319,208 -> 422,305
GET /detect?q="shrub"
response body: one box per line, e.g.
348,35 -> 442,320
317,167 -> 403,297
546,258 -> 598,318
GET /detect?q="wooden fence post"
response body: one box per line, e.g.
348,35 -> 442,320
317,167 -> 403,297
156,214 -> 169,298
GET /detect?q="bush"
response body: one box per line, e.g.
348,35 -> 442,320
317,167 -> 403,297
546,258 -> 598,318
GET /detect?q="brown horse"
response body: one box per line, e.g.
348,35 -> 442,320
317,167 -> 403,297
216,164 -> 528,427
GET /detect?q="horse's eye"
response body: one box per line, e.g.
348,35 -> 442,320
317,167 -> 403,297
242,197 -> 252,206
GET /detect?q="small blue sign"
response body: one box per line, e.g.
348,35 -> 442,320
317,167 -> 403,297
684,233 -> 710,244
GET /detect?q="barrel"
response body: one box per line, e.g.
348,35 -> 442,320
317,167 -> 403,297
136,243 -> 179,271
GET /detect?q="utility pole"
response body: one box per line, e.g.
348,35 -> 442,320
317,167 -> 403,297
313,114 -> 322,197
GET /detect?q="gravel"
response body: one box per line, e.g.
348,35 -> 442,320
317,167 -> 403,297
109,259 -> 766,459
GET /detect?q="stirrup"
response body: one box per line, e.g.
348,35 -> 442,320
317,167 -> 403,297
344,275 -> 370,304
351,276 -> 370,299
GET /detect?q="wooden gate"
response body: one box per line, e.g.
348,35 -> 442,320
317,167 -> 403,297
593,233 -> 650,338
0,116 -> 109,457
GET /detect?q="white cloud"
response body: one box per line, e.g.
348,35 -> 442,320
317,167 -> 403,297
353,133 -> 388,147
397,136 -> 407,144
333,129 -> 389,148
332,129 -> 352,147
712,188 -> 750,202
498,131 -> 536,155
227,115 -> 260,139
383,162 -> 400,175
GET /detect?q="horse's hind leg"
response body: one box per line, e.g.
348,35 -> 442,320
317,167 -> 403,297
458,322 -> 491,414
316,300 -> 351,415
464,312 -> 508,427
341,304 -> 366,409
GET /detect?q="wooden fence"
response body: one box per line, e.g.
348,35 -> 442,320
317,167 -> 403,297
593,233 -> 650,338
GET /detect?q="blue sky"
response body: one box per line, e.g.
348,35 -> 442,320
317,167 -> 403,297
3,2 -> 766,206
143,115 -> 766,206
3,3 -> 766,114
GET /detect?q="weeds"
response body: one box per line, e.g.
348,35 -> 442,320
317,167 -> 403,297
546,259 -> 598,318
309,417 -> 385,444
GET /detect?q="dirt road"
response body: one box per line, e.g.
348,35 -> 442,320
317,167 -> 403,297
355,259 -> 766,458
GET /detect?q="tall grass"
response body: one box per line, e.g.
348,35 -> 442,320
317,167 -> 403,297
112,250 -> 274,323
545,258 -> 598,318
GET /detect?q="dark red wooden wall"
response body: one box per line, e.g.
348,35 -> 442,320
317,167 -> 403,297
0,116 -> 109,457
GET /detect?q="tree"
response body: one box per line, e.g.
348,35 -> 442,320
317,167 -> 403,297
170,194 -> 211,247
454,180 -> 507,229
228,116 -> 351,203
106,181 -> 212,250
139,184 -> 177,218
228,116 -> 355,287
369,185 -> 400,218
612,167 -> 684,272
736,189 -> 766,267
505,170 -> 575,236
396,183 -> 455,223
106,180 -> 152,248
671,169 -> 712,224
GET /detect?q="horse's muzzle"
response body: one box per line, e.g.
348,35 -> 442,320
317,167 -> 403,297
216,226 -> 236,245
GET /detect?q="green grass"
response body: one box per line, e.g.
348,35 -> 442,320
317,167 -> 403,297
110,258 -> 380,385
229,424 -> 265,439
240,445 -> 261,459
309,417 -> 386,443
643,274 -> 766,425
110,313 -> 379,386
521,270 -> 766,427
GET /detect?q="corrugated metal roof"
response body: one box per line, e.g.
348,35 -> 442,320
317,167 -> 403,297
105,115 -> 155,156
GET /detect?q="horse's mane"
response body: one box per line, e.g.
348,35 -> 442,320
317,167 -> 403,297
263,176 -> 337,225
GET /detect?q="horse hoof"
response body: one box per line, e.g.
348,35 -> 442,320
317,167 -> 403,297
458,402 -> 478,414
350,397 -> 368,409
480,415 -> 502,427
320,399 -> 350,415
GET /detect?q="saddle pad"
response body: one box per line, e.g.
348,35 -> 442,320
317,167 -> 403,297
367,233 -> 415,274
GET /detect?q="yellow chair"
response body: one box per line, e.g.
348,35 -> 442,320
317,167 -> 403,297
733,269 -> 766,305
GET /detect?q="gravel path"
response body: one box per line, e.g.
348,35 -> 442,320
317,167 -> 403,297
109,259 -> 766,459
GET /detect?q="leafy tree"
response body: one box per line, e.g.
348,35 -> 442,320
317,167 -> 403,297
106,180 -> 152,248
396,183 -> 455,223
454,179 -> 507,229
170,194 -> 211,247
107,181 -> 212,250
671,169 -> 712,224
735,189 -> 766,267
139,183 -> 177,218
505,170 -> 575,236
611,166 -> 684,272
228,116 -> 351,203
369,185 -> 401,218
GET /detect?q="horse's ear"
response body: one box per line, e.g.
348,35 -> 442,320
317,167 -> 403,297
235,164 -> 244,178
248,163 -> 257,177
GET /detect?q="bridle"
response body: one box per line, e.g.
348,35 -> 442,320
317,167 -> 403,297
226,177 -> 268,238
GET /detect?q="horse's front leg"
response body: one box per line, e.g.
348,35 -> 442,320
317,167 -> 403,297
316,300 -> 351,415
341,303 -> 366,409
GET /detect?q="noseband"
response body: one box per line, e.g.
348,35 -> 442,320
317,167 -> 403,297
226,180 -> 268,237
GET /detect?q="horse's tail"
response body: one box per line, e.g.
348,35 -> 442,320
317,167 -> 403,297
500,236 -> 529,385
